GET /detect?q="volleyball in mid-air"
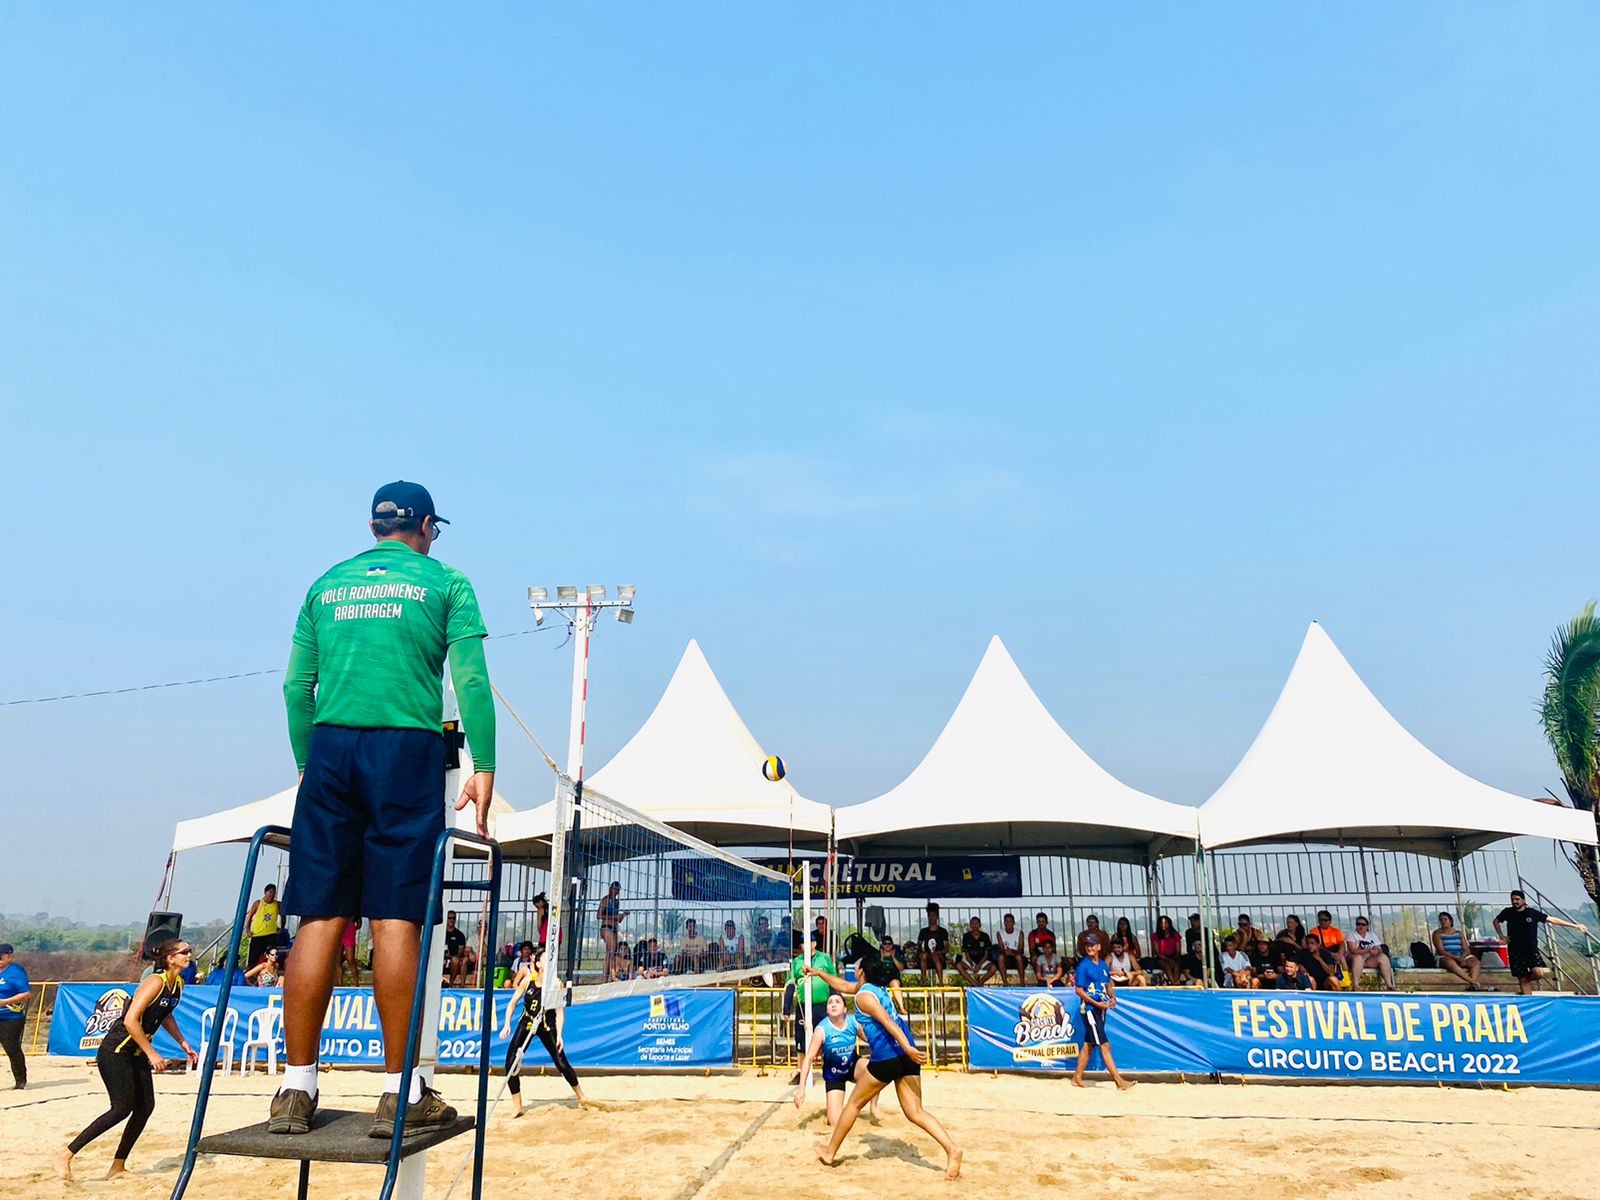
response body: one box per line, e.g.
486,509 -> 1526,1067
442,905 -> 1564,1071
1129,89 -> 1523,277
761,755 -> 787,782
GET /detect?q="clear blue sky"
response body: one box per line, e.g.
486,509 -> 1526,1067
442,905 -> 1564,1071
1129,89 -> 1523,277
3,7 -> 1596,922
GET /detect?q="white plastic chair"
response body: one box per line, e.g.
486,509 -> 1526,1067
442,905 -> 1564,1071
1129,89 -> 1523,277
240,1007 -> 283,1076
190,1007 -> 239,1076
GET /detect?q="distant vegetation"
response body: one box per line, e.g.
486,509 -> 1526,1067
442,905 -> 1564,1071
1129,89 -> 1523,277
0,913 -> 229,954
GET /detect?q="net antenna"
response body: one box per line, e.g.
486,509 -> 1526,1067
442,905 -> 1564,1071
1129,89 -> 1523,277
541,776 -> 800,1016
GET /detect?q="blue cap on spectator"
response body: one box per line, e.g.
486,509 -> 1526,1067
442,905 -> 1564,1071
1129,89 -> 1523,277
372,480 -> 449,525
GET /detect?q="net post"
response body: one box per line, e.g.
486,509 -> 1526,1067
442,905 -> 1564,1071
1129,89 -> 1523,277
802,853 -> 813,1057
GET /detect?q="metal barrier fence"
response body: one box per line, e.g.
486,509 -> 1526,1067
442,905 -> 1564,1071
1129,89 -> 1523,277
735,987 -> 968,1072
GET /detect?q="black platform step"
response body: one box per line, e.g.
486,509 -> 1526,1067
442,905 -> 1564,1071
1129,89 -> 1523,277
197,1109 -> 476,1163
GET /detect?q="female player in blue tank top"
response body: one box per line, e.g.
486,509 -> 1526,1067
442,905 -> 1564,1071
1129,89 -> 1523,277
793,993 -> 882,1125
806,958 -> 962,1180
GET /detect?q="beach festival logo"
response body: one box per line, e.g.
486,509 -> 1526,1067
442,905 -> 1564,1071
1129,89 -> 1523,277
80,987 -> 132,1051
1011,992 -> 1079,1062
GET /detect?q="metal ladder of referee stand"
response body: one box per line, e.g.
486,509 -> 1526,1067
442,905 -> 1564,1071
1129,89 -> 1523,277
168,822 -> 503,1200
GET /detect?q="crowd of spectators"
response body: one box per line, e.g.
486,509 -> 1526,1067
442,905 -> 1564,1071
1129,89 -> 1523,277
851,902 -> 1535,992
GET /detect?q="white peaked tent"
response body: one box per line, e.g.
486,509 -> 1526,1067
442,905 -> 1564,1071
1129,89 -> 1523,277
834,637 -> 1199,861
495,639 -> 833,854
1197,622 -> 1598,857
170,745 -> 517,853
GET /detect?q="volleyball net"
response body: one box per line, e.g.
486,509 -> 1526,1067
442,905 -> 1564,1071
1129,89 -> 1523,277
541,776 -> 804,1014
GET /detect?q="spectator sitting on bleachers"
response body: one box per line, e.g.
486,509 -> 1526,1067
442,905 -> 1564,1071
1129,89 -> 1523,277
916,903 -> 950,984
1276,957 -> 1315,989
1301,932 -> 1348,990
956,917 -> 997,986
511,940 -> 535,978
877,938 -> 905,989
1219,937 -> 1254,988
1312,911 -> 1346,961
1180,914 -> 1207,985
614,941 -> 633,980
1431,913 -> 1483,990
1251,937 -> 1281,988
1028,913 -> 1058,982
678,919 -> 709,973
1232,913 -> 1260,952
1278,914 -> 1306,945
719,920 -> 746,971
753,915 -> 775,964
1347,916 -> 1393,988
1036,945 -> 1066,988
1113,917 -> 1141,958
1107,938 -> 1147,986
1152,915 -> 1182,985
1076,915 -> 1110,961
629,936 -> 655,978
995,913 -> 1029,984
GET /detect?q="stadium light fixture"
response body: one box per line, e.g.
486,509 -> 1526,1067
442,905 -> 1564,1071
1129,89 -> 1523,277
617,585 -> 637,602
532,608 -> 545,626
615,608 -> 634,624
528,586 -> 548,603
586,585 -> 607,599
556,586 -> 579,601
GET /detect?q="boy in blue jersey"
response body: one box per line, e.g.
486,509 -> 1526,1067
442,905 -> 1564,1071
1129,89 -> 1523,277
806,958 -> 962,1180
793,993 -> 882,1125
1072,934 -> 1134,1090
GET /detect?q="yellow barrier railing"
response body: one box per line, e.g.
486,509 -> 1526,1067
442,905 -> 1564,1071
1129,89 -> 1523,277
735,985 -> 969,1072
24,980 -> 62,1055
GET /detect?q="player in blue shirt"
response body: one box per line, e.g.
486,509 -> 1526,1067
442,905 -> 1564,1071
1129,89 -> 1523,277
806,958 -> 962,1180
0,943 -> 32,1089
793,993 -> 882,1126
1072,933 -> 1134,1090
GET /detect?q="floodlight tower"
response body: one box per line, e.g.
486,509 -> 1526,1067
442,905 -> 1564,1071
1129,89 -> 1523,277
529,585 -> 637,990
527,585 -> 638,784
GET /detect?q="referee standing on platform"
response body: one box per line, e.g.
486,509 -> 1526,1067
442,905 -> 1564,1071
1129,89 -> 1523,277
268,481 -> 497,1139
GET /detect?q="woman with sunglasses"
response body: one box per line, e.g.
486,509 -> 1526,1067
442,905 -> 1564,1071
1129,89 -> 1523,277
56,940 -> 199,1180
1347,916 -> 1393,989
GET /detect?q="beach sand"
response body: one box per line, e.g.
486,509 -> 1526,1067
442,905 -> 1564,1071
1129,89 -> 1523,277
11,1059 -> 1596,1200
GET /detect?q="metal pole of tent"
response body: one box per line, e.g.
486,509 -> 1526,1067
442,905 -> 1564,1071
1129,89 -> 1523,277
802,850 -> 813,1065
1064,850 -> 1075,944
1450,838 -> 1467,936
1194,844 -> 1211,989
1357,844 -> 1375,923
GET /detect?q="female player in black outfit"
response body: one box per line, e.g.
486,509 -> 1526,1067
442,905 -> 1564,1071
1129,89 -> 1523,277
498,952 -> 589,1112
56,940 -> 199,1179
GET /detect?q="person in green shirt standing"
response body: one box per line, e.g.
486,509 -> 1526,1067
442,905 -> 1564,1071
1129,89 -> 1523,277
789,930 -> 836,1065
268,482 -> 497,1140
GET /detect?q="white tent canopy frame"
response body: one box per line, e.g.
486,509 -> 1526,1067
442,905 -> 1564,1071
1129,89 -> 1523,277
169,743 -> 515,854
833,637 -> 1200,864
495,639 -> 832,856
1196,622 -> 1598,858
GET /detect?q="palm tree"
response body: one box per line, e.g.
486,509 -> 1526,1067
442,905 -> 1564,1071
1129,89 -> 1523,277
1539,601 -> 1600,905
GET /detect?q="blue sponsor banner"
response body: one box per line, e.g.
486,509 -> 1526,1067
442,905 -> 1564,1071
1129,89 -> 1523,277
754,855 -> 1024,899
50,984 -> 734,1070
966,987 -> 1600,1085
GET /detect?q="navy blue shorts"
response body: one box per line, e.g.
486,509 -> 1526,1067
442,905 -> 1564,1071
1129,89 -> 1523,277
283,725 -> 445,924
1081,1004 -> 1108,1046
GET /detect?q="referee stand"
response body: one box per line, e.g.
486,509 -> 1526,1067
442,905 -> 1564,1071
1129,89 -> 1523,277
170,699 -> 502,1200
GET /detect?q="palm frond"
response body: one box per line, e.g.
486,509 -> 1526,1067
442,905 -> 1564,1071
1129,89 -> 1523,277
1539,601 -> 1600,810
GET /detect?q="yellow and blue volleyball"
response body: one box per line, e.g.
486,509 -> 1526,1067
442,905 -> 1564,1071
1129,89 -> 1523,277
761,755 -> 787,782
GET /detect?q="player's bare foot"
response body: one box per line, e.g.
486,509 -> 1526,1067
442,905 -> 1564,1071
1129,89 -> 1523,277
510,1107 -> 524,1118
106,1164 -> 131,1180
1116,1079 -> 1137,1091
54,1150 -> 74,1181
815,1140 -> 837,1167
945,1148 -> 963,1180
1071,1076 -> 1086,1088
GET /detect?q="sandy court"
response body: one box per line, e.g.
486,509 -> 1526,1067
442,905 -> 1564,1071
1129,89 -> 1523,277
11,1058 -> 1598,1200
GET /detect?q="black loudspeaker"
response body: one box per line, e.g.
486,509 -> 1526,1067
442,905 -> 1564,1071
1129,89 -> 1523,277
865,905 -> 886,939
141,912 -> 183,961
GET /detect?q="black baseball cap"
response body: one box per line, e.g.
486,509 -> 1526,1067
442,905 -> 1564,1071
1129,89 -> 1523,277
372,481 -> 449,525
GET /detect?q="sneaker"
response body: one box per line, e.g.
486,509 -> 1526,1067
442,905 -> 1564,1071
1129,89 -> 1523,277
368,1087 -> 458,1139
267,1088 -> 318,1135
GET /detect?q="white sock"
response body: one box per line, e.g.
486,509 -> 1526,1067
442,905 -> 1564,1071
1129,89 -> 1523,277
280,1064 -> 318,1100
383,1072 -> 424,1103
